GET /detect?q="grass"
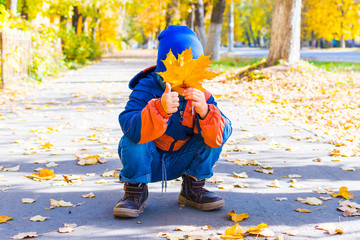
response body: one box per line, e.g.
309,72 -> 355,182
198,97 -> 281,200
211,57 -> 360,73
210,57 -> 264,73
308,61 -> 360,72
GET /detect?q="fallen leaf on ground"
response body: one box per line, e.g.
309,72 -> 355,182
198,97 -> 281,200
262,163 -> 272,169
340,167 -> 355,171
21,198 -> 36,204
316,223 -> 343,235
233,183 -> 249,188
296,208 -> 312,213
332,186 -> 354,199
59,223 -> 78,233
41,143 -> 53,149
269,179 -> 281,188
30,215 -> 47,222
297,197 -> 323,205
45,161 -> 59,168
221,223 -> 245,239
34,160 -> 49,164
201,225 -> 211,231
3,165 -> 20,172
233,172 -> 248,178
0,215 -> 13,223
25,169 -> 56,181
82,192 -> 95,198
228,210 -> 249,223
11,232 -> 38,239
95,179 -> 109,184
246,223 -> 274,237
290,179 -> 304,188
50,199 -> 74,208
315,187 -> 334,194
319,197 -> 332,201
288,174 -> 301,178
276,197 -> 288,201
247,160 -> 261,166
102,170 -> 119,177
254,169 -> 274,174
175,225 -> 198,232
284,231 -> 299,236
217,184 -> 234,190
206,175 -> 224,183
185,234 -> 209,240
339,200 -> 360,209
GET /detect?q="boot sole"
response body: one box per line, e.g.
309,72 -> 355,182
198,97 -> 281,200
178,195 -> 224,211
113,201 -> 147,218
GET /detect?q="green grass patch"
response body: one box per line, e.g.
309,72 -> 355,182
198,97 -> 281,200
210,57 -> 263,73
308,61 -> 360,72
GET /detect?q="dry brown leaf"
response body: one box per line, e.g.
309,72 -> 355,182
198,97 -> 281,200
82,192 -> 95,198
246,223 -> 274,237
30,215 -> 47,222
175,225 -> 198,232
21,198 -> 36,204
102,170 -> 119,178
25,169 -> 56,181
288,174 -> 301,178
284,231 -> 299,236
95,179 -> 109,184
206,175 -> 224,183
296,208 -> 311,213
11,232 -> 38,239
50,199 -> 74,208
316,223 -> 343,235
3,165 -> 20,172
269,179 -> 281,188
201,225 -> 211,231
233,183 -> 249,188
233,171 -> 248,178
217,184 -> 234,190
340,167 -> 355,171
45,161 -> 59,168
186,234 -> 209,240
276,197 -> 288,201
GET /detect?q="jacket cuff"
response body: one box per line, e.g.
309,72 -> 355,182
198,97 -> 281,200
199,104 -> 215,125
154,98 -> 171,118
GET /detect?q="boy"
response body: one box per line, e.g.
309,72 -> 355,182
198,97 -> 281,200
114,25 -> 232,218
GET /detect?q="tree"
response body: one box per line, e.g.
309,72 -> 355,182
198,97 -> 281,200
266,0 -> 301,66
205,0 -> 226,60
303,0 -> 360,48
194,0 -> 206,49
6,0 -> 17,14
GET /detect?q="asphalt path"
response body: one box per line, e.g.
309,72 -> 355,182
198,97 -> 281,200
0,50 -> 359,239
221,48 -> 360,62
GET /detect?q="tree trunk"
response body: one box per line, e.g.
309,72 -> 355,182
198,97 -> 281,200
72,6 -> 80,32
266,0 -> 301,66
228,0 -> 234,51
185,4 -> 194,30
165,0 -> 178,28
340,36 -> 346,48
194,0 -> 206,49
6,0 -> 17,14
205,0 -> 226,60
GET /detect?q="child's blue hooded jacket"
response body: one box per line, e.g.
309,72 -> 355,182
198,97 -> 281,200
119,25 -> 232,152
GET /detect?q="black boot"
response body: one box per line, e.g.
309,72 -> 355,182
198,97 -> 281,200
113,183 -> 148,218
178,174 -> 224,210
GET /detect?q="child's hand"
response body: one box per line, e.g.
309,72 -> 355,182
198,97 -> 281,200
161,83 -> 179,114
183,87 -> 209,119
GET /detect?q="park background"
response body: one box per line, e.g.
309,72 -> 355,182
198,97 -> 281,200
1,0 -> 360,240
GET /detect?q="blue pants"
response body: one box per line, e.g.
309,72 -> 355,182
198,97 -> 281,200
118,134 -> 222,183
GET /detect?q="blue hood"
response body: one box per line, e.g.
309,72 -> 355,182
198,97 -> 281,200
155,25 -> 204,73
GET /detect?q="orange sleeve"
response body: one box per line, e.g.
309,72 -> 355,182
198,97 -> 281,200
198,104 -> 225,148
138,98 -> 171,144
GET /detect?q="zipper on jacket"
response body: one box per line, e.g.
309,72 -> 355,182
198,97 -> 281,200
169,104 -> 185,152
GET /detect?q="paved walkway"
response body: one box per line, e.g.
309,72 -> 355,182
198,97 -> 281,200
0,50 -> 359,239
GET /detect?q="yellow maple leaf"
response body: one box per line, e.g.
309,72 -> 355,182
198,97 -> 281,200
332,186 -> 354,200
221,223 -> 245,239
157,48 -> 219,91
227,210 -> 249,223
246,223 -> 269,234
25,169 -> 56,181
0,215 -> 13,223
